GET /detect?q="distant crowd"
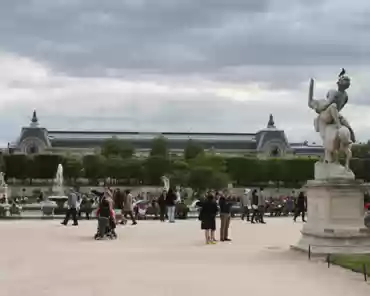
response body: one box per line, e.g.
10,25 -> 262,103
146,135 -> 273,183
56,186 -> 308,243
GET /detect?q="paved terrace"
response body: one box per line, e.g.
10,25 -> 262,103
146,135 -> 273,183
0,218 -> 369,296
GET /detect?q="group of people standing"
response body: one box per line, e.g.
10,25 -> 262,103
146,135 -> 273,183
198,188 -> 307,245
60,186 -> 307,243
240,188 -> 267,224
198,191 -> 233,244
156,188 -> 178,222
240,188 -> 307,224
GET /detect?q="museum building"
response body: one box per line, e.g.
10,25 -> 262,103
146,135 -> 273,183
10,110 -> 324,158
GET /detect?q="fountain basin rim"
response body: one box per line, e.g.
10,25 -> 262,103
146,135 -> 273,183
48,196 -> 68,200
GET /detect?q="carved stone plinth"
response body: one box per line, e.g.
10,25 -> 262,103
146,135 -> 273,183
292,178 -> 370,255
314,162 -> 355,180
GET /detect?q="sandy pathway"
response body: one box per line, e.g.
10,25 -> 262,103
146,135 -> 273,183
0,218 -> 369,296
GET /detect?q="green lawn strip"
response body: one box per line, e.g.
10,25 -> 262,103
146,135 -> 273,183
330,254 -> 370,275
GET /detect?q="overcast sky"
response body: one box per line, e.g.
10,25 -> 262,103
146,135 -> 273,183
1,0 -> 370,146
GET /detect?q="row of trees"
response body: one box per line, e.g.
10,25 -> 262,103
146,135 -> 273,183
3,153 -> 370,191
2,137 -> 370,191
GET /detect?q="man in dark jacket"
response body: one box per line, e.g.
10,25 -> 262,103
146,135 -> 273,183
219,193 -> 232,241
293,191 -> 307,222
166,188 -> 177,223
157,190 -> 167,222
250,189 -> 259,224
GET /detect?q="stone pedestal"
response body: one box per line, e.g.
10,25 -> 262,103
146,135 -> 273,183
293,176 -> 370,254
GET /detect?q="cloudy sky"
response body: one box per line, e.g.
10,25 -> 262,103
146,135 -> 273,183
1,0 -> 370,146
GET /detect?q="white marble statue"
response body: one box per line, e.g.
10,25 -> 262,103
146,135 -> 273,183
308,69 -> 355,170
0,172 -> 6,187
161,176 -> 170,192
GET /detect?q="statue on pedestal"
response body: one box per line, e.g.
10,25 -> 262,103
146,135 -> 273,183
267,114 -> 275,128
292,70 -> 370,255
308,69 -> 355,172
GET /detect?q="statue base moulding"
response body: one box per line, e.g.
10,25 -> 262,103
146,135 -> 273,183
292,164 -> 370,255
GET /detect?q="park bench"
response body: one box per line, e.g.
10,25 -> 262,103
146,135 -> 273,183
0,205 -> 7,217
79,200 -> 96,219
41,201 -> 57,217
9,204 -> 22,216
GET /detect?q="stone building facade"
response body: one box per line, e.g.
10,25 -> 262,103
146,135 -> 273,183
10,110 -> 324,158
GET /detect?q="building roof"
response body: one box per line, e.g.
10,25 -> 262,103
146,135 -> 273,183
50,138 -> 258,151
48,131 -> 256,142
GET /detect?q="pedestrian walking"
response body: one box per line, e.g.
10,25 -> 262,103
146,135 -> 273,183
61,188 -> 79,226
293,191 -> 307,222
123,189 -> 137,225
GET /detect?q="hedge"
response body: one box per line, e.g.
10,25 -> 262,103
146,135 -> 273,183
3,154 -> 370,186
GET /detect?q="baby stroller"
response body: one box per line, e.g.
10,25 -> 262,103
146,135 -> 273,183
94,216 -> 117,240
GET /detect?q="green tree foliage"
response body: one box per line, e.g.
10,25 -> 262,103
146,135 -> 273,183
143,156 -> 171,185
170,159 -> 189,186
189,154 -> 226,172
4,153 -> 370,186
101,137 -> 134,158
149,136 -> 168,157
184,140 -> 204,160
188,166 -> 229,192
82,155 -> 105,181
281,158 -> 315,184
4,154 -> 30,180
226,157 -> 265,184
351,158 -> 370,181
352,143 -> 370,159
104,156 -> 124,179
120,158 -> 143,184
63,157 -> 83,182
32,154 -> 64,179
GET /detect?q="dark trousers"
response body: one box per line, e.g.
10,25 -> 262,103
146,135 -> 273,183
294,208 -> 306,221
251,206 -> 264,223
159,206 -> 166,221
241,206 -> 250,221
62,207 -> 78,225
98,217 -> 109,237
78,211 -> 90,220
251,207 -> 258,223
123,211 -> 136,223
258,206 -> 265,223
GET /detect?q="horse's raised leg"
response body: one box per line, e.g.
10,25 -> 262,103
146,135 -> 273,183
332,149 -> 340,164
324,149 -> 333,163
344,146 -> 352,170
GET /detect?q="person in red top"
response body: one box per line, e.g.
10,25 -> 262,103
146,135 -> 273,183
96,200 -> 115,218
95,197 -> 117,239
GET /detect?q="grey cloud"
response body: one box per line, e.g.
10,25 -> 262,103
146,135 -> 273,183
1,0 -> 370,82
4,90 -> 313,134
2,0 -> 370,144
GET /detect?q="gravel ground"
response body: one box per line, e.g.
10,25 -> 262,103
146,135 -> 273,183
0,218 -> 369,296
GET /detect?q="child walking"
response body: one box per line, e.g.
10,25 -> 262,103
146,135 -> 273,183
199,193 -> 218,244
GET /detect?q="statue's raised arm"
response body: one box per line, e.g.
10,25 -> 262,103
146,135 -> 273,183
308,78 -> 339,114
308,78 -> 316,110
